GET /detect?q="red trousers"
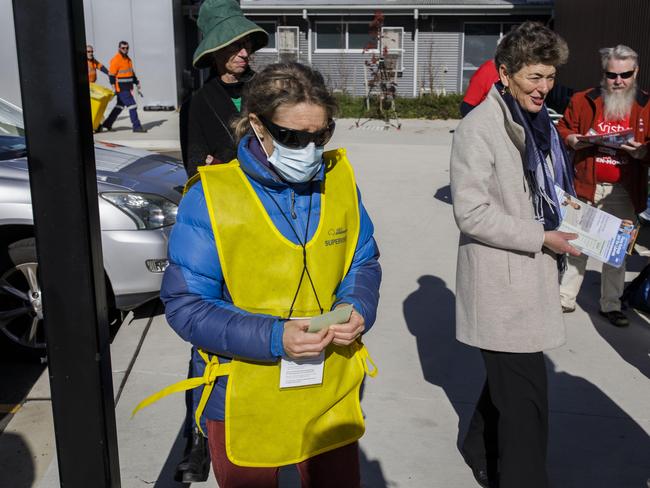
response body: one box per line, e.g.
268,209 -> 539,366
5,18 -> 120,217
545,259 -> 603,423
207,419 -> 361,488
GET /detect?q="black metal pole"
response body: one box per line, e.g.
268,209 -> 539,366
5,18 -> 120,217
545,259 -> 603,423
12,1 -> 121,486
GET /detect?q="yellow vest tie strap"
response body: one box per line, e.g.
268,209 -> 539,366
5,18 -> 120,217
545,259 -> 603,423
131,348 -> 231,433
357,344 -> 378,378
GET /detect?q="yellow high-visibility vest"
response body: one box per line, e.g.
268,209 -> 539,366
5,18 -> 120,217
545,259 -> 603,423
133,148 -> 377,467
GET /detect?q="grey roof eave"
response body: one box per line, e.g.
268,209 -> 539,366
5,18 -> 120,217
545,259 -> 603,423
239,1 -> 552,9
240,4 -> 552,15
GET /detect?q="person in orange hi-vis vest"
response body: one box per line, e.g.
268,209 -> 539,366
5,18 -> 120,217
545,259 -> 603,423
98,40 -> 147,133
86,45 -> 108,83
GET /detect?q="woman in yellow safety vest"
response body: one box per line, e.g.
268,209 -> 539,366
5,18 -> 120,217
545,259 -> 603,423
153,62 -> 381,487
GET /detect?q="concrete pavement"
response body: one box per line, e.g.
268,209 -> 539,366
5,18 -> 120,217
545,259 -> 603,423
94,110 -> 182,153
3,111 -> 650,487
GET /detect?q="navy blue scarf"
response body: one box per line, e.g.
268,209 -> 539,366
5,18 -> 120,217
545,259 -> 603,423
500,83 -> 575,231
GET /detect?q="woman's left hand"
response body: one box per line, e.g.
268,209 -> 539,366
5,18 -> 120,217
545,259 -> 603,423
329,305 -> 365,346
543,230 -> 581,256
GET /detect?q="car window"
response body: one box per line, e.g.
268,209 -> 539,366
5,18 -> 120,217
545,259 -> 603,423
0,98 -> 26,160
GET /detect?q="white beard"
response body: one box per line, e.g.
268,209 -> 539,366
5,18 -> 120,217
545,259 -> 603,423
601,79 -> 636,121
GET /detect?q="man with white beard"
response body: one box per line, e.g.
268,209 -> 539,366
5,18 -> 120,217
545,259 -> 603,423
558,44 -> 650,326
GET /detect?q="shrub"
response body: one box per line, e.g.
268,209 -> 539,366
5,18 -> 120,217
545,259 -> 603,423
334,93 -> 463,120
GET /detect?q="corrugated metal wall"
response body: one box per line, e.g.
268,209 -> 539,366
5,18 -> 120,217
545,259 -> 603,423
418,18 -> 462,95
250,15 -> 419,98
247,13 -> 549,98
555,0 -> 650,91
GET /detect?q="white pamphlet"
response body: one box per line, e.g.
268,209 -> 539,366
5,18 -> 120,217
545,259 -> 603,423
554,185 -> 637,268
279,351 -> 325,388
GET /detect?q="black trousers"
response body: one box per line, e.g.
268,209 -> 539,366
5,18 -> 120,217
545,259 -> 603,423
462,350 -> 549,488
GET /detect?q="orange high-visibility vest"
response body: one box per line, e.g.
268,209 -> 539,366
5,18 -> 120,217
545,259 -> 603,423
109,53 -> 136,92
87,58 -> 105,83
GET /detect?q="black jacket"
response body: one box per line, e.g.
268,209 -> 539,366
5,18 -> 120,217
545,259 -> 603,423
179,70 -> 253,178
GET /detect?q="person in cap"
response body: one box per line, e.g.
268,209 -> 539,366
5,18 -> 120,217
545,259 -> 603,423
179,0 -> 268,178
174,0 -> 268,482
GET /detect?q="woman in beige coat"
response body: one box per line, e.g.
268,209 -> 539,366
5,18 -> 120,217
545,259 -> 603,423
450,22 -> 580,488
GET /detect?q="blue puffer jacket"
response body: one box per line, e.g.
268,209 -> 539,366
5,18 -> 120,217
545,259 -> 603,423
160,135 -> 382,421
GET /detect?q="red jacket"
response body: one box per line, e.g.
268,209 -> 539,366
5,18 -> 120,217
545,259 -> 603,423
557,87 -> 650,212
463,59 -> 498,106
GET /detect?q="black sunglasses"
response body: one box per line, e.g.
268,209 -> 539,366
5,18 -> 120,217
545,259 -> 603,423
229,37 -> 253,52
259,116 -> 335,149
605,70 -> 635,80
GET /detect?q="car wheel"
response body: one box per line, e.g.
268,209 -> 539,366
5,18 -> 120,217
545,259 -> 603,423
0,238 -> 45,355
0,238 -> 124,357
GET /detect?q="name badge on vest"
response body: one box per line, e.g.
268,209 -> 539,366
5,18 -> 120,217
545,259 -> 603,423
280,353 -> 325,388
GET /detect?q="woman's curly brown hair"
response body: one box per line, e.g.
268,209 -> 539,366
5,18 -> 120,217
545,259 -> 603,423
495,21 -> 569,75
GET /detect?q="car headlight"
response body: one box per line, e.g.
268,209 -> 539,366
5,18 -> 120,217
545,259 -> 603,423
100,192 -> 178,230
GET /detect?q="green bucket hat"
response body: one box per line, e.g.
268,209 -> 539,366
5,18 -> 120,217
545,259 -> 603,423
193,0 -> 269,69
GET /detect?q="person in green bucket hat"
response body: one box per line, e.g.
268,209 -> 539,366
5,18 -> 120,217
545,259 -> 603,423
175,0 -> 268,483
180,0 -> 268,178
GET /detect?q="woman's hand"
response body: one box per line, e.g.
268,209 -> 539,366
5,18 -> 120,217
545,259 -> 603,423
543,231 -> 581,256
329,306 -> 365,346
620,140 -> 648,160
282,319 -> 334,359
565,134 -> 593,151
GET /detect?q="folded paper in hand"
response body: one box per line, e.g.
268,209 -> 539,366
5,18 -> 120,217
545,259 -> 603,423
307,304 -> 353,333
555,185 -> 638,268
576,128 -> 633,149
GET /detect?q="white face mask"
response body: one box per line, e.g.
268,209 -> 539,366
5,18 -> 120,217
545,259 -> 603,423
251,124 -> 324,183
268,140 -> 324,183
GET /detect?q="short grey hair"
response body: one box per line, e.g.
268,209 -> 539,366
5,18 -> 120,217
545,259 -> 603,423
600,45 -> 639,70
494,21 -> 568,76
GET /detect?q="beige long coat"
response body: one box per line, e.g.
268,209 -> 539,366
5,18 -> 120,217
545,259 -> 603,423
450,86 -> 566,353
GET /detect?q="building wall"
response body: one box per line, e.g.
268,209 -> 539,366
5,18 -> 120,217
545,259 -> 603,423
555,0 -> 650,91
247,12 -> 549,98
417,18 -> 462,95
85,0 -> 179,108
0,0 -> 21,106
0,0 -> 181,109
250,15 -> 419,98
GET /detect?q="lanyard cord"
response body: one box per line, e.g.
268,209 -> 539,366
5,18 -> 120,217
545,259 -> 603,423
260,184 -> 324,318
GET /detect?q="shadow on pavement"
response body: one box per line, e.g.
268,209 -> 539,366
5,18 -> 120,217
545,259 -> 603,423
107,119 -> 167,132
402,275 -> 484,451
0,432 -> 34,488
154,424 -> 191,488
142,119 -> 168,131
404,274 -> 650,487
433,185 -> 453,205
359,448 -> 390,488
0,344 -> 46,432
546,358 -> 650,487
131,298 -> 165,321
577,269 -> 650,380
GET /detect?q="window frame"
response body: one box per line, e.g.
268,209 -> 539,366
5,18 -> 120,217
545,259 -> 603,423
461,21 -> 517,91
314,20 -> 377,53
257,20 -> 278,52
277,25 -> 300,62
381,26 -> 405,72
